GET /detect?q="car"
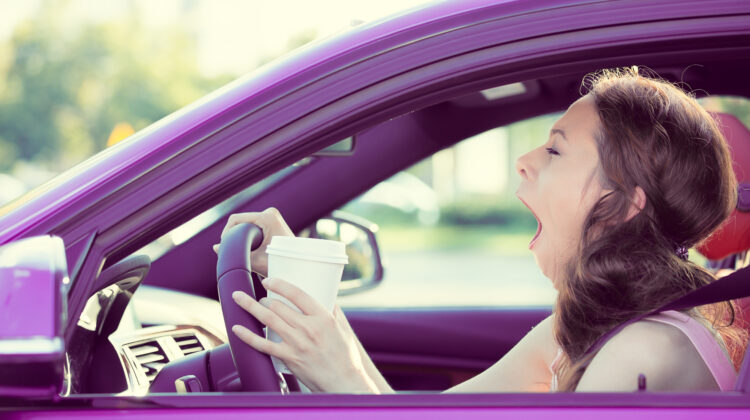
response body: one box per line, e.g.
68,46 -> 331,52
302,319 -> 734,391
2,0 -> 750,417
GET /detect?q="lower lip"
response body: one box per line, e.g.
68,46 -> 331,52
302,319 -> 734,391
529,224 -> 542,249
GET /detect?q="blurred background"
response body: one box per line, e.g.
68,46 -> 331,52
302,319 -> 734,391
0,0 -> 435,203
2,0 -> 747,307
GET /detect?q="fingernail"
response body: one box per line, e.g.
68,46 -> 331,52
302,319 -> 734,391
259,297 -> 269,307
232,291 -> 243,301
261,278 -> 271,288
231,325 -> 241,333
213,244 -> 219,253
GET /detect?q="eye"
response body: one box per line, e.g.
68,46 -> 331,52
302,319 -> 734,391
545,147 -> 560,156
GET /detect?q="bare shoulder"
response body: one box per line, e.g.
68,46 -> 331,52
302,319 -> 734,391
576,319 -> 719,391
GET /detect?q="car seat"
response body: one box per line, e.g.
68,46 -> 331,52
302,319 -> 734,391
696,112 -> 750,332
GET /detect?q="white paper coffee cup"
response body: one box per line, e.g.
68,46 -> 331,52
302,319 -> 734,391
264,236 -> 348,374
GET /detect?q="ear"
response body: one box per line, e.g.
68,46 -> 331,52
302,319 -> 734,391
625,186 -> 646,221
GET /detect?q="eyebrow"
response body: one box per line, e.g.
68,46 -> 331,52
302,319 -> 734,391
550,128 -> 568,141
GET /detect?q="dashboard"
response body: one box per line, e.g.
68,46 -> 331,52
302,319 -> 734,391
70,283 -> 227,395
109,286 -> 226,395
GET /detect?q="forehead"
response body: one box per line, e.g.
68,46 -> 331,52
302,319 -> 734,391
552,95 -> 600,148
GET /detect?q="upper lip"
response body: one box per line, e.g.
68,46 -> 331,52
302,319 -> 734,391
515,192 -> 540,222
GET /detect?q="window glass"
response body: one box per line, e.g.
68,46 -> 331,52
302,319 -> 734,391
337,114 -> 561,308
337,95 -> 750,309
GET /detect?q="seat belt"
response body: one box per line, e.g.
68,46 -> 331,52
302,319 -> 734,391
581,264 -> 750,369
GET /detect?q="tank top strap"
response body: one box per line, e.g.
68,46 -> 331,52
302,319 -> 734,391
548,347 -> 563,392
642,310 -> 737,391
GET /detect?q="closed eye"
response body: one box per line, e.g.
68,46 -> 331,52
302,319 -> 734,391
545,147 -> 560,156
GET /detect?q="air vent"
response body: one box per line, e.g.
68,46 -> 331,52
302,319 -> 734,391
174,334 -> 205,356
128,340 -> 168,382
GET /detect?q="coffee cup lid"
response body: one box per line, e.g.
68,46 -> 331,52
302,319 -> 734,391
266,236 -> 348,265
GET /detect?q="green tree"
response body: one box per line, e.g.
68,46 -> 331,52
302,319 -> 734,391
0,2 -> 232,172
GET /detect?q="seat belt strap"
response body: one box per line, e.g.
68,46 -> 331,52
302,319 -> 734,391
581,264 -> 750,362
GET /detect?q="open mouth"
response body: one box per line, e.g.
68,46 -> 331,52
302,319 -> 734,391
517,196 -> 542,249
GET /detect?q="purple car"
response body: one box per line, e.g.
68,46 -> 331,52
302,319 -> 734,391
2,0 -> 750,418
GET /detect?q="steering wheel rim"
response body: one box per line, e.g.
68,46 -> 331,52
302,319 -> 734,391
217,223 -> 281,392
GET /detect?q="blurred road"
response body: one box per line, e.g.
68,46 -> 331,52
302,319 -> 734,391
338,250 -> 556,308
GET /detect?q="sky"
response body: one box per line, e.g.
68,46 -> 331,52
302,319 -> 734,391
0,0 -> 434,77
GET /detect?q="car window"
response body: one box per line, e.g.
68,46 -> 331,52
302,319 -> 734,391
136,165 -> 298,261
337,113 -> 562,308
335,95 -> 749,309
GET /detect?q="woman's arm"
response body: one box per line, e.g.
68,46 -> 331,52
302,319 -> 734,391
235,278 -> 557,393
446,315 -> 557,393
219,209 -> 556,393
332,305 -> 394,393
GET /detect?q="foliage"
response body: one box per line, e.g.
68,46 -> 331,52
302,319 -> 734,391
0,3 -> 233,172
439,198 -> 537,229
376,225 -> 535,254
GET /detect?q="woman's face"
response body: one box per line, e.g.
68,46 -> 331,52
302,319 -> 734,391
515,95 -> 610,287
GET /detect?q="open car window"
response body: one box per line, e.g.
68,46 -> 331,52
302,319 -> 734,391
337,95 -> 750,311
337,113 -> 560,308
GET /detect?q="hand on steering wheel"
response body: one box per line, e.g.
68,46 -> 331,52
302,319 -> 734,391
216,221 -> 283,392
214,207 -> 294,277
231,278 -> 378,393
217,208 -> 377,393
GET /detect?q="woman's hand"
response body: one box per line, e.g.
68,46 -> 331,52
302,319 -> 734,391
231,277 -> 379,393
213,207 -> 294,277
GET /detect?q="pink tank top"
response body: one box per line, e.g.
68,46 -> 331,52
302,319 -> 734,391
548,310 -> 737,391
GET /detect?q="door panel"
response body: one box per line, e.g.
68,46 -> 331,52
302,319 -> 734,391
344,307 -> 551,390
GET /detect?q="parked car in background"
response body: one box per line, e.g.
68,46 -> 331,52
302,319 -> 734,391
2,0 -> 750,418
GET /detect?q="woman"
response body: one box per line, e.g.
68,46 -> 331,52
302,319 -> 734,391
219,68 -> 748,393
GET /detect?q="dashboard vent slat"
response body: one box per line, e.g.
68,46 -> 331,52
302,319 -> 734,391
136,353 -> 166,364
127,340 -> 168,384
175,334 -> 205,356
143,362 -> 167,370
130,344 -> 160,356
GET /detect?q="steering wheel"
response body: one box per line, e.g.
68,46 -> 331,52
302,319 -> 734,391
216,223 -> 282,392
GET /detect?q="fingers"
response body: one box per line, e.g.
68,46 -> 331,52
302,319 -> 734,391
261,295 -> 307,328
232,290 -> 296,339
221,211 -> 264,239
262,278 -> 326,316
231,324 -> 289,359
220,207 -> 292,239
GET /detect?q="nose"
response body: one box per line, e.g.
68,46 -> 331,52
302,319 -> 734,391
515,150 -> 536,181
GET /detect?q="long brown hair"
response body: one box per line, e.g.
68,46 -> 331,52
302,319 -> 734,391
554,68 -> 747,391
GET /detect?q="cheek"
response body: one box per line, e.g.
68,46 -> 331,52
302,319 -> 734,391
542,176 -> 589,245
535,165 -> 601,278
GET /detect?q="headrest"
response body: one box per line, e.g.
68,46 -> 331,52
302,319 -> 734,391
697,112 -> 750,260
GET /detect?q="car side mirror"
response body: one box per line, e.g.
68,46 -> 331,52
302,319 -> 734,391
0,236 -> 68,397
300,211 -> 384,295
